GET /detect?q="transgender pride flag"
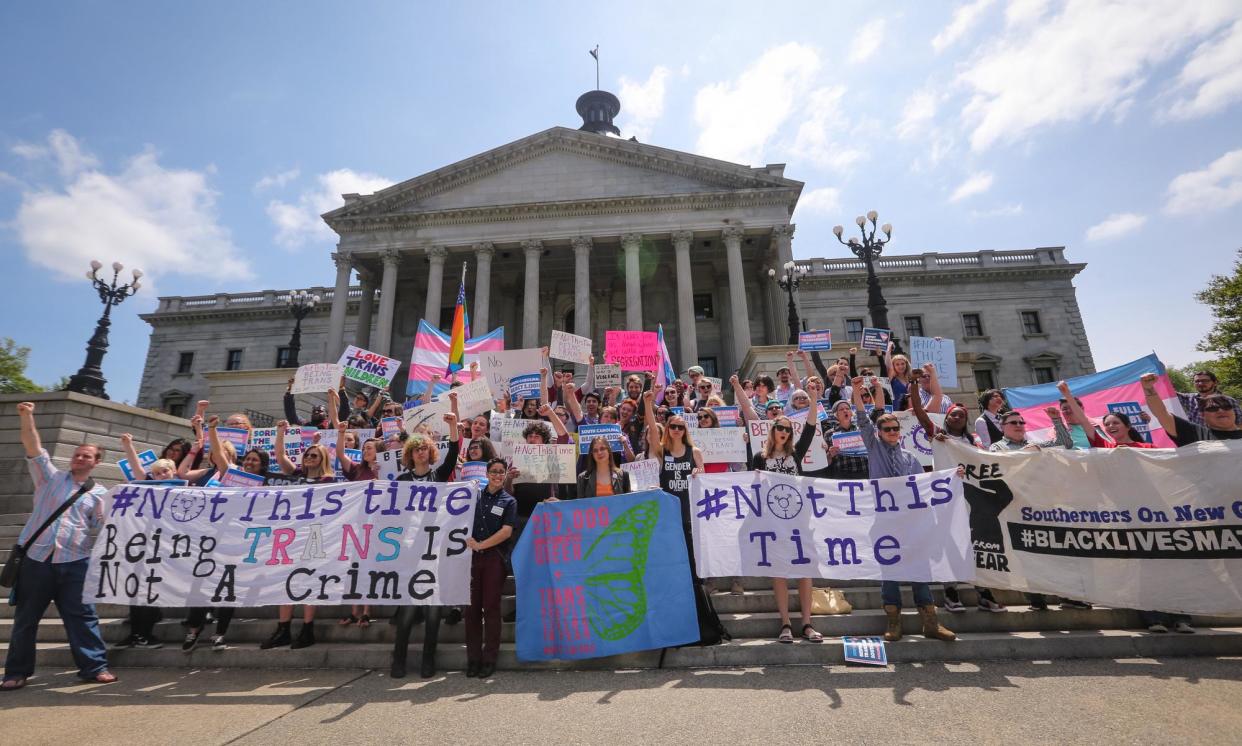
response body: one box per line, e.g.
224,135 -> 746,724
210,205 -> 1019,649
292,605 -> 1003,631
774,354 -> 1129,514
1003,353 -> 1185,448
406,320 -> 505,397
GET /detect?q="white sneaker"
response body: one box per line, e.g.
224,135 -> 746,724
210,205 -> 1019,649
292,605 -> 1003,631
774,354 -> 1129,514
978,598 -> 1007,613
1173,621 -> 1195,634
942,598 -> 966,613
211,635 -> 228,650
1147,623 -> 1168,633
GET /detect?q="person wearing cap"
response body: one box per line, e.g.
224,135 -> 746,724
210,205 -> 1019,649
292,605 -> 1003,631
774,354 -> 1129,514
684,366 -> 706,403
825,399 -> 869,479
774,363 -> 796,402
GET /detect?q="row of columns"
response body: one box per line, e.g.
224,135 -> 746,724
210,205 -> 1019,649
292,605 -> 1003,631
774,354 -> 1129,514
326,224 -> 786,368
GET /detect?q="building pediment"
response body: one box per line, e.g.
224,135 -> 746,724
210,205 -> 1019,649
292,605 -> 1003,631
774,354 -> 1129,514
323,127 -> 801,231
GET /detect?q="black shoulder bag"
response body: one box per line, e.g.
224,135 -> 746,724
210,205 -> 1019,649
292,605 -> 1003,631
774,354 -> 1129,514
0,478 -> 96,590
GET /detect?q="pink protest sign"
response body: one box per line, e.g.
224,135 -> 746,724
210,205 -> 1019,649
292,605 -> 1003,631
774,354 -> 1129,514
605,331 -> 659,371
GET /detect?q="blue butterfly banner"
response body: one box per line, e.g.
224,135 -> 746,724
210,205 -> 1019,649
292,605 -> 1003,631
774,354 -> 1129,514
512,490 -> 699,661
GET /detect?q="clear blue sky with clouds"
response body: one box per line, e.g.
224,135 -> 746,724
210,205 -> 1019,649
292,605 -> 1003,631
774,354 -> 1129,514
2,1 -> 1240,404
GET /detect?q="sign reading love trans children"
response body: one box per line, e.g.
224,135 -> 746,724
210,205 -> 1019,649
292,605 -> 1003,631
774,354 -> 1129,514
86,480 -> 479,607
605,331 -> 659,371
337,345 -> 401,389
690,470 -> 972,581
512,490 -> 699,661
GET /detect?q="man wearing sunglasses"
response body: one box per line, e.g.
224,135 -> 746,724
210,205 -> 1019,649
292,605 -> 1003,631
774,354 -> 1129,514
1176,370 -> 1242,428
987,407 -> 1075,452
1142,373 -> 1242,445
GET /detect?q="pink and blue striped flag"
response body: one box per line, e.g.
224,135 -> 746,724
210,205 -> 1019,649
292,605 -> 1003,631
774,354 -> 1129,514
407,320 -> 504,398
656,323 -> 677,388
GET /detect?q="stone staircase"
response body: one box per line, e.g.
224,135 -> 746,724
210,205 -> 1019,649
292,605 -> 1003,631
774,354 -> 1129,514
3,505 -> 1241,671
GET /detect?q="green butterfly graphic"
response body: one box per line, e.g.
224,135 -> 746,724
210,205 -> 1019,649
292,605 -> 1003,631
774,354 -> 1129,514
583,500 -> 659,641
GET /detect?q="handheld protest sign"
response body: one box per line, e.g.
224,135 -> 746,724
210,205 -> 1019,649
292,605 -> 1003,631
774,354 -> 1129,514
861,328 -> 891,352
337,345 -> 401,389
550,330 -> 593,364
605,331 -> 659,371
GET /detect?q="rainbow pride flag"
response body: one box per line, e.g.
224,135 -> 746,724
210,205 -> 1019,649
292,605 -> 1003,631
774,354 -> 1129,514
445,272 -> 470,376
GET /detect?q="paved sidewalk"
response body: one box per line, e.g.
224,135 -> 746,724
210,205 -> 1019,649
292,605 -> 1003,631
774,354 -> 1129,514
3,658 -> 1240,744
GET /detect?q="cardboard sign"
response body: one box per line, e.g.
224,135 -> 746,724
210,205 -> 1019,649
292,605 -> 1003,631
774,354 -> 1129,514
337,345 -> 401,389
290,363 -> 343,395
402,397 -> 454,438
861,328 -> 891,352
550,330 -> 593,365
594,363 -> 622,389
376,447 -> 403,481
450,377 -> 496,420
605,331 -> 659,371
621,458 -> 661,491
694,428 -> 748,463
219,467 -> 266,488
909,336 -> 958,388
799,330 -> 832,352
481,348 -> 544,400
832,430 -> 867,456
510,443 -> 577,484
1107,401 -> 1153,443
508,373 -> 543,402
843,637 -> 888,666
118,449 -> 159,481
578,423 -> 624,454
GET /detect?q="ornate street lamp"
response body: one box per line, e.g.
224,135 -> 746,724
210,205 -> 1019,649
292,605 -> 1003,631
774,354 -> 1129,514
66,260 -> 142,399
768,260 -> 810,345
283,290 -> 320,368
834,210 -> 901,353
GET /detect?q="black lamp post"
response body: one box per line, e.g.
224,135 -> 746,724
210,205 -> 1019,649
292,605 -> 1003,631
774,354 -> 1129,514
768,260 -> 809,345
834,210 -> 901,353
66,260 -> 142,399
283,289 -> 319,368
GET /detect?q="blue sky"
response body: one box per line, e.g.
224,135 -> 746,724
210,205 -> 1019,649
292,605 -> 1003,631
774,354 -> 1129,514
2,0 -> 1240,404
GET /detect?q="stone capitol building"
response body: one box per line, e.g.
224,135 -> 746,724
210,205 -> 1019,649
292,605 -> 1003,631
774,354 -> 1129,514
137,88 -> 1095,419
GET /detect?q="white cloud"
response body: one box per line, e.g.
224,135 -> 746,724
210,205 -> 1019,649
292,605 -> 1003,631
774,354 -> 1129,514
617,66 -> 671,142
958,1 -> 1242,151
0,171 -> 22,189
849,19 -> 886,63
932,0 -> 994,53
1004,0 -> 1048,26
1164,148 -> 1242,216
794,187 -> 842,217
788,86 -> 866,172
267,168 -> 394,248
895,88 -> 938,139
12,130 -> 251,286
253,168 -> 301,192
1085,212 -> 1148,241
1165,20 -> 1242,120
949,171 -> 994,202
694,42 -> 821,165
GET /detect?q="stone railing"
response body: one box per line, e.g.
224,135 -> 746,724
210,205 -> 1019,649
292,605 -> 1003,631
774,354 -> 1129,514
155,286 -> 376,313
795,247 -> 1065,276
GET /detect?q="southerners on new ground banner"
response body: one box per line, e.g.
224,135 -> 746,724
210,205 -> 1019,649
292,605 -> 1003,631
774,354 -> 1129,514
512,490 -> 699,661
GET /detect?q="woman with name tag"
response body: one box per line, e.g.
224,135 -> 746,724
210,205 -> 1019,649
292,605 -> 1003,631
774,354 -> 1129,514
852,377 -> 956,643
464,459 -> 518,679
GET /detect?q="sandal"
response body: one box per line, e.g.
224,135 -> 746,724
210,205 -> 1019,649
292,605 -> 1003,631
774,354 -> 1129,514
801,624 -> 824,643
84,671 -> 117,684
357,615 -> 372,628
777,624 -> 794,644
338,615 -> 358,627
1,677 -> 27,691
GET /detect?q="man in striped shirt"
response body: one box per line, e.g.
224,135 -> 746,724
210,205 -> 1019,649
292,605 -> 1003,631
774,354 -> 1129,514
2,402 -> 114,691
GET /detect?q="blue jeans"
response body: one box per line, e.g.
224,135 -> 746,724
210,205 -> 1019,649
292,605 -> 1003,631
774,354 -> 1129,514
881,581 -> 934,609
4,558 -> 109,680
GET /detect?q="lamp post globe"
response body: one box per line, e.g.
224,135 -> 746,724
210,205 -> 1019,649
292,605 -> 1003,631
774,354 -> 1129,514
66,260 -> 142,399
835,209 -> 901,354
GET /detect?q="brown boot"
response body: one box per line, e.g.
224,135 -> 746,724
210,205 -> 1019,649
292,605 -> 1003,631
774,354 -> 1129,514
883,604 -> 902,642
918,605 -> 956,641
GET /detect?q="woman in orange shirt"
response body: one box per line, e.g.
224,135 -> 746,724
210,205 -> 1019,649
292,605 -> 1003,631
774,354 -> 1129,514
576,436 -> 631,498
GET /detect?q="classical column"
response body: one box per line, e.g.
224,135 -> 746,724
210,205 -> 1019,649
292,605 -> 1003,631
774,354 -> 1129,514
326,251 -> 352,360
522,240 -> 542,348
621,233 -> 643,330
375,249 -> 401,357
723,226 -> 751,369
772,223 -> 795,266
472,242 -> 494,333
355,268 -> 376,349
572,236 -> 592,339
423,245 -> 448,326
672,231 -> 698,370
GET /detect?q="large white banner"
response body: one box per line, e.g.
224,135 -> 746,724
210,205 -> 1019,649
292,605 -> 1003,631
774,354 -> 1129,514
690,470 -> 971,581
86,480 -> 478,607
934,439 -> 1242,615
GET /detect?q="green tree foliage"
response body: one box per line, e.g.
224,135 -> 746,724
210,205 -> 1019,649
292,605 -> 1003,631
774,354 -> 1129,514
1193,249 -> 1242,397
0,338 -> 44,394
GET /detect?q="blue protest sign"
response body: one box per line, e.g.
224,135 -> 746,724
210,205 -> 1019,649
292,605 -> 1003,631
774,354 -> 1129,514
118,449 -> 159,481
832,431 -> 867,456
861,328 -> 891,352
460,461 -> 488,486
714,406 -> 740,427
1107,401 -> 1152,443
509,373 -> 543,402
843,636 -> 888,666
578,423 -> 624,453
512,490 -> 699,661
798,329 -> 832,352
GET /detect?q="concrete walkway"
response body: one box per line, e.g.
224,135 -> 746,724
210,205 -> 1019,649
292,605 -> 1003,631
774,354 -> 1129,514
3,658 -> 1240,744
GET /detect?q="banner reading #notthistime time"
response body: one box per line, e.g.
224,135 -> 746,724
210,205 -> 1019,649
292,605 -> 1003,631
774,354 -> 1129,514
85,480 -> 479,607
935,439 -> 1242,615
690,470 -> 973,582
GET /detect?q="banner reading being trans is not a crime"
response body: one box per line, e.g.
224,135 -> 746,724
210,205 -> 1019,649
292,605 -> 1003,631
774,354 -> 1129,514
690,470 -> 973,582
85,480 -> 478,607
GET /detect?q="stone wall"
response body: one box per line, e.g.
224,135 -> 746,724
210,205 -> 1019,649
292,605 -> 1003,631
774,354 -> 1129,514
0,392 -> 194,515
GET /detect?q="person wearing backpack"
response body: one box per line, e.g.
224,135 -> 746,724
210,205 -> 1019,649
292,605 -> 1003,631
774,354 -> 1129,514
2,402 -> 114,691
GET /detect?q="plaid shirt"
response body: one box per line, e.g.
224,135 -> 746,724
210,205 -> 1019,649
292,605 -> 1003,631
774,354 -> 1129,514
827,425 -> 869,479
1178,392 -> 1242,428
18,450 -> 107,563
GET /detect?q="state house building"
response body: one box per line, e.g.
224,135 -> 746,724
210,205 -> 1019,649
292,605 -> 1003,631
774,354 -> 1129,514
137,89 -> 1095,418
